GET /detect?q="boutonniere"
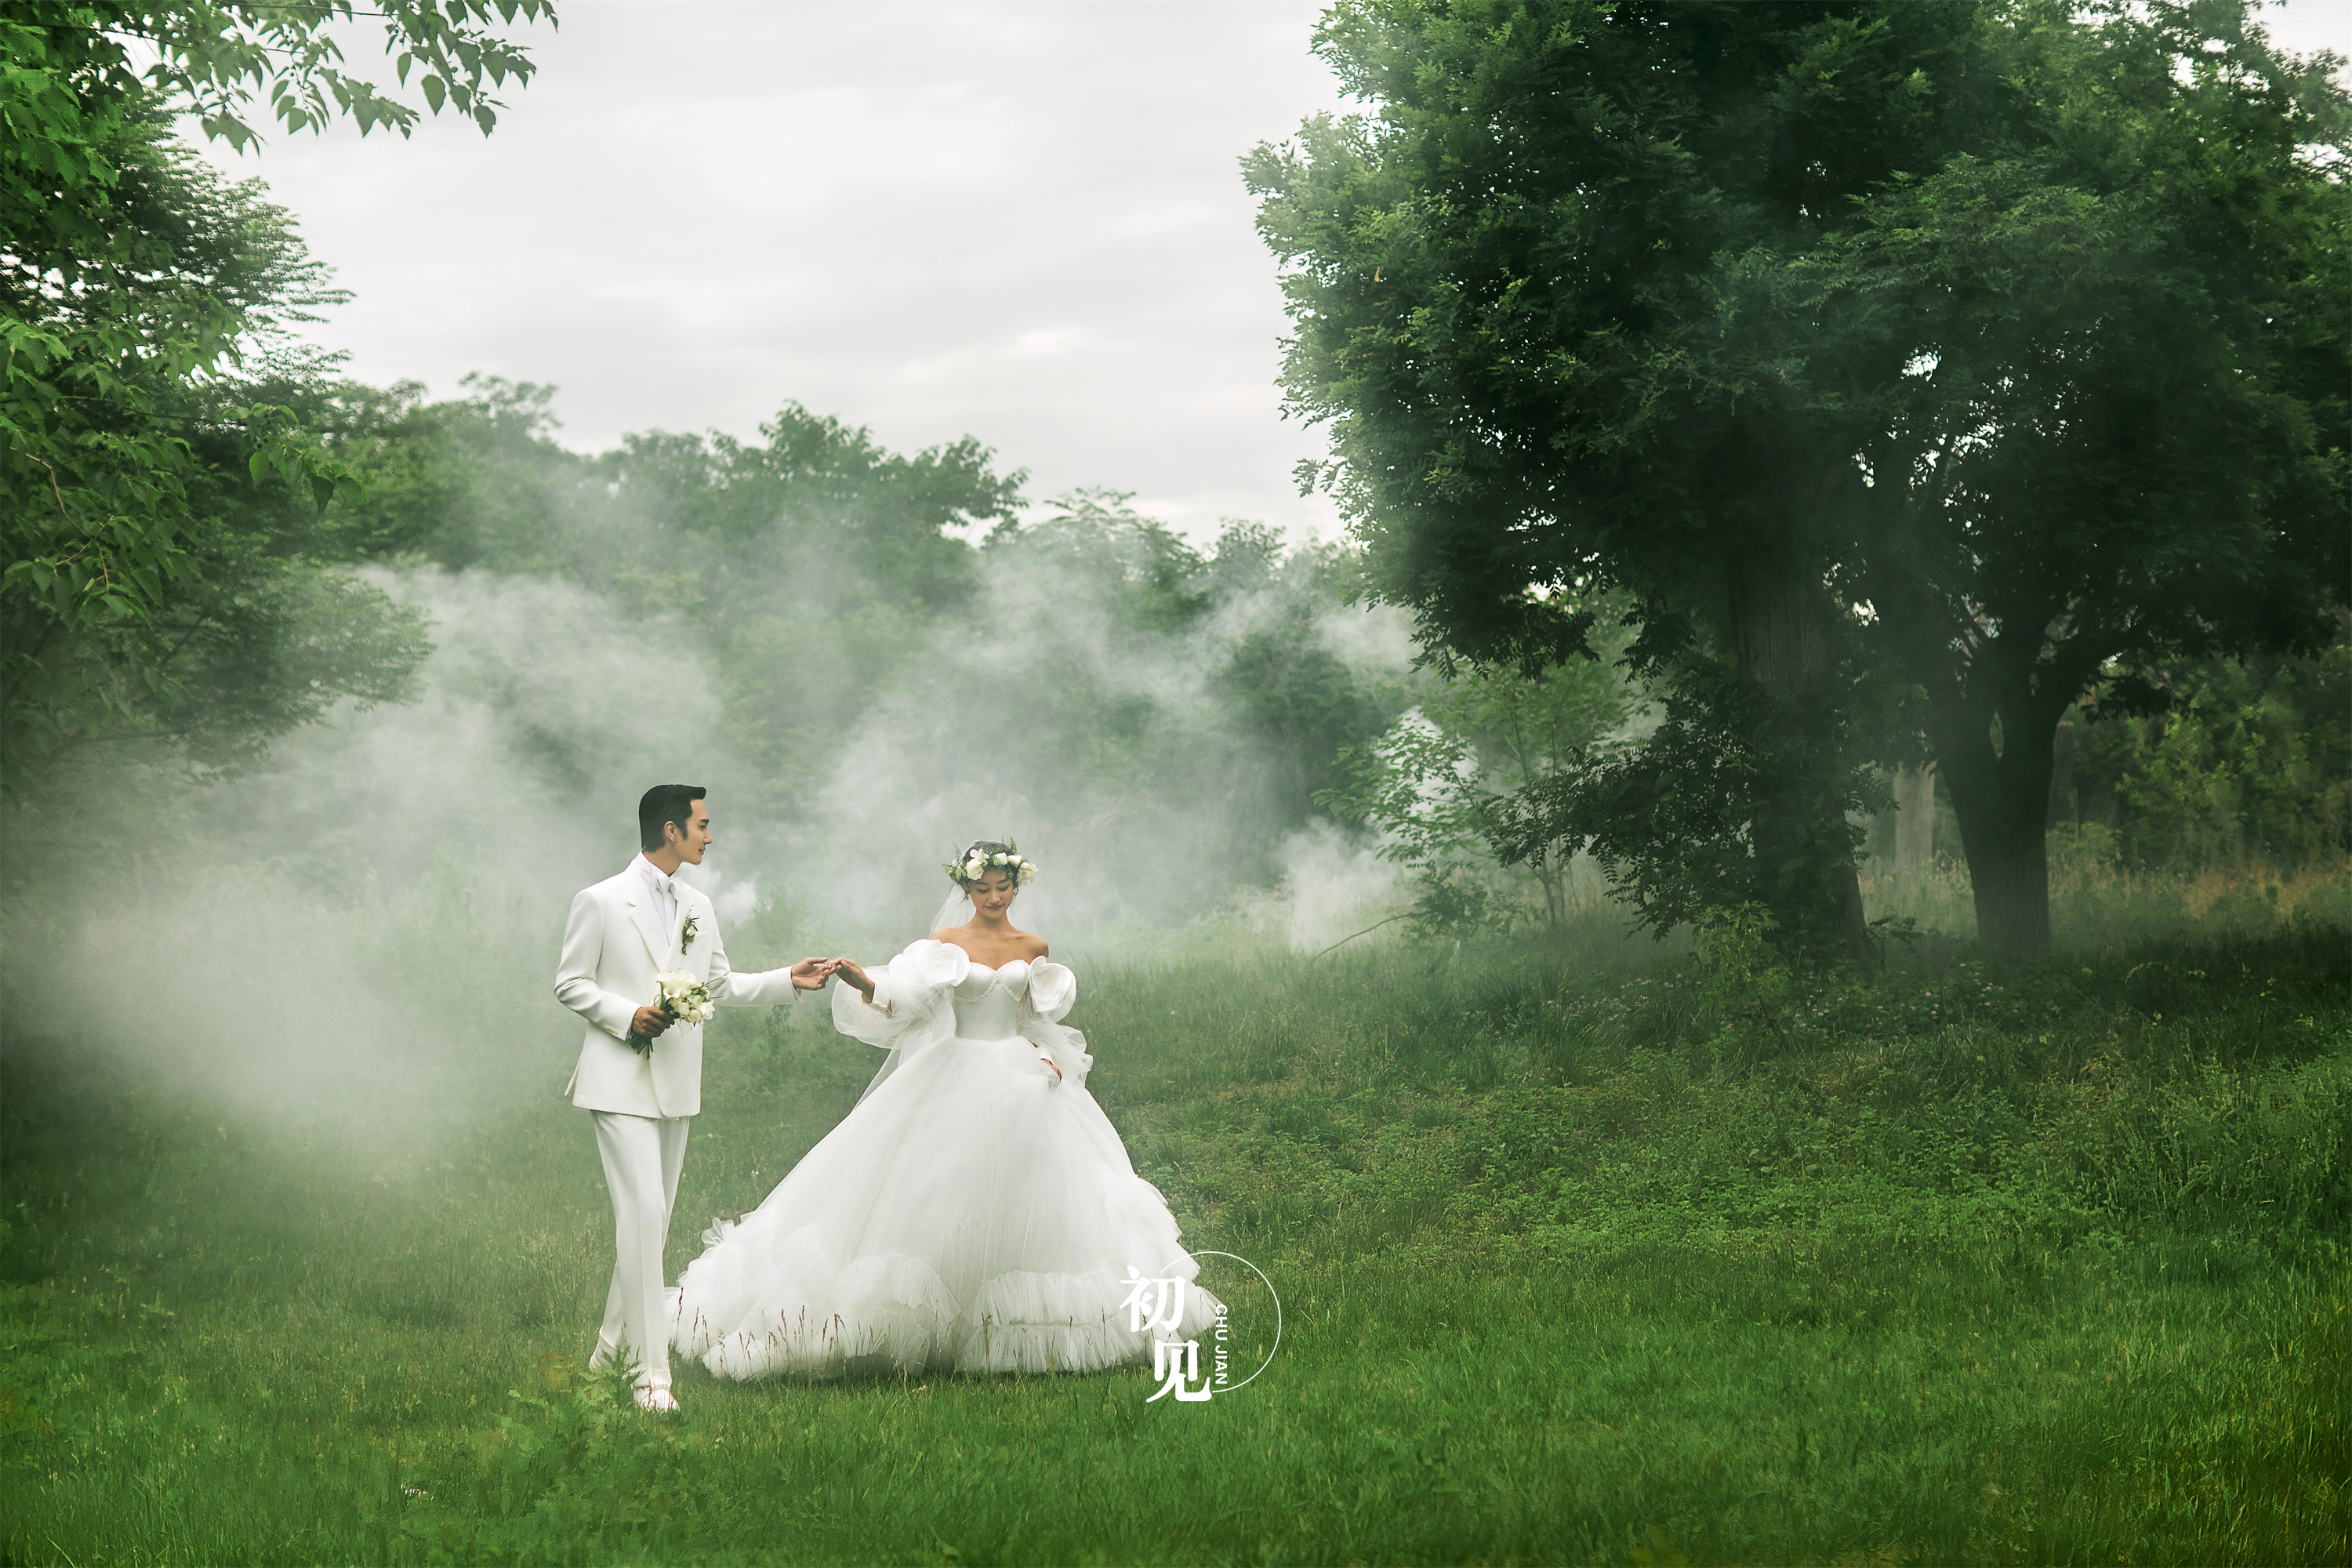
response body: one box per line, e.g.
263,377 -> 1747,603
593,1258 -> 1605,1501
680,911 -> 699,951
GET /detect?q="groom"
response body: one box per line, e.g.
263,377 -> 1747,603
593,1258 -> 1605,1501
554,783 -> 832,1410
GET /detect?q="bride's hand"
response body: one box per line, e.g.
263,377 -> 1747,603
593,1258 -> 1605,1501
831,957 -> 875,1000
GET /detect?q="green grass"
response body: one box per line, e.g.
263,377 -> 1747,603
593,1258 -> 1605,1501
2,913 -> 2347,1565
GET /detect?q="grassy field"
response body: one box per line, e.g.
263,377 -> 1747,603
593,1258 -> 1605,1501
2,891 -> 2347,1565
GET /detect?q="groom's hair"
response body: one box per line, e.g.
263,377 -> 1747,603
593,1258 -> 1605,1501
639,784 -> 706,851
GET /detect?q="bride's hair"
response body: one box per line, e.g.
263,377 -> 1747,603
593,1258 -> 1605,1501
944,837 -> 1038,887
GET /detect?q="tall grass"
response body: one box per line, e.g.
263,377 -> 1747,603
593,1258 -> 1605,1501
1,868 -> 2346,1564
1862,843 -> 2352,952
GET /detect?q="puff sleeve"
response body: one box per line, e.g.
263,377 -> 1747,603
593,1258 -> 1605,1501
833,940 -> 969,1102
1025,960 -> 1076,1023
1019,960 -> 1091,1089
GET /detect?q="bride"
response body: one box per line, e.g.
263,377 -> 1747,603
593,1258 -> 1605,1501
670,840 -> 1221,1378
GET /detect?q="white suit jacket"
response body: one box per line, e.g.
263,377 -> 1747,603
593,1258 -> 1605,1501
554,862 -> 801,1119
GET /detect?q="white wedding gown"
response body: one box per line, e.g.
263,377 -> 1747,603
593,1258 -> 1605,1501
669,938 -> 1221,1378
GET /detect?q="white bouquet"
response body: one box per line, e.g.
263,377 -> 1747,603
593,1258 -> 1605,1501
633,970 -> 715,1055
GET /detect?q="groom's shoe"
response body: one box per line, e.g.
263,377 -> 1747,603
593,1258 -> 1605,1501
633,1383 -> 679,1414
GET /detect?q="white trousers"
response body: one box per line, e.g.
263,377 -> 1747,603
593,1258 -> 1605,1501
589,1110 -> 691,1389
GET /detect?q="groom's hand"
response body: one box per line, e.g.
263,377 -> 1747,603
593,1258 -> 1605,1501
789,956 -> 833,991
628,1005 -> 674,1040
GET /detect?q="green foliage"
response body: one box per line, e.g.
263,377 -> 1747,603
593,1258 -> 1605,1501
1501,645 -> 1896,954
1004,485 -> 1214,636
74,2 -> 554,151
2067,624 -> 2352,869
274,399 -> 1405,893
1323,604 -> 1639,935
1,132 -> 426,789
296,376 -> 578,567
1689,902 -> 1797,1051
1213,618 -> 1392,833
1813,2 -> 2352,955
311,380 -> 1029,804
0,1288 -> 161,1479
2,0 -> 548,796
1250,0 -> 2351,957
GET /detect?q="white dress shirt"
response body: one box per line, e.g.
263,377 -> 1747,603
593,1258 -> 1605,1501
634,852 -> 679,946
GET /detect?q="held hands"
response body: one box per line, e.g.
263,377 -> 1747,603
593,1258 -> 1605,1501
829,957 -> 876,1002
635,958 -> 837,1035
792,956 -> 879,993
789,956 -> 840,992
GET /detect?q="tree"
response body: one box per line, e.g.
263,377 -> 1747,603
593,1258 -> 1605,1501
598,404 -> 1029,804
2,0 -> 553,792
1814,3 -> 2350,954
1249,0 -> 1996,958
1249,0 -> 2347,957
2,128 -> 429,786
2064,616 -> 2352,871
1323,598 -> 1639,934
1210,527 -> 1399,842
293,383 -> 1035,805
30,2 -> 554,150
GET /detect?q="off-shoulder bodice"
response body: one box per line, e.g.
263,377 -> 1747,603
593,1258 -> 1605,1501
833,939 -> 1079,1051
951,960 -> 1031,1040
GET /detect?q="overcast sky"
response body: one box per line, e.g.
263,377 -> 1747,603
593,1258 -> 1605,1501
201,0 -> 2350,546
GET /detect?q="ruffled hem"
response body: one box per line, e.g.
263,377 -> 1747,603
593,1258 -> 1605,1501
670,1221 -> 1221,1379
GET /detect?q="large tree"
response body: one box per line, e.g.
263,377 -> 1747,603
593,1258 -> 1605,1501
1250,0 -> 2001,957
1816,4 -> 2350,953
1249,0 -> 2347,956
2,0 -> 554,791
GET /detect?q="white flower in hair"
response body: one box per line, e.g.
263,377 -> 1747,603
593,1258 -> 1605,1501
942,835 -> 1039,887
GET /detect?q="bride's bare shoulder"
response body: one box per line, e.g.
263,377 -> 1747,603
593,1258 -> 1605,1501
1016,930 -> 1049,959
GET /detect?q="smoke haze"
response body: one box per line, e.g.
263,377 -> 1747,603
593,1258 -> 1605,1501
9,500 -> 1419,1139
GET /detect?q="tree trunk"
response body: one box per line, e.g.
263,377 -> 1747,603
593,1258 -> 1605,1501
1729,557 -> 1875,964
1533,849 -> 1566,933
1893,763 -> 1935,887
2045,720 -> 2077,829
1932,706 -> 2059,960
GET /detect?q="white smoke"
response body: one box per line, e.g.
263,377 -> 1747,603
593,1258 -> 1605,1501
1274,820 -> 1406,954
15,534 -> 1423,1134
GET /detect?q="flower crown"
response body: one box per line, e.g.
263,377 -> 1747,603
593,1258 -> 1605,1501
943,837 -> 1038,888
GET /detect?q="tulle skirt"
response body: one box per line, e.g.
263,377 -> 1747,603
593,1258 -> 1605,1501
669,1030 -> 1221,1378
